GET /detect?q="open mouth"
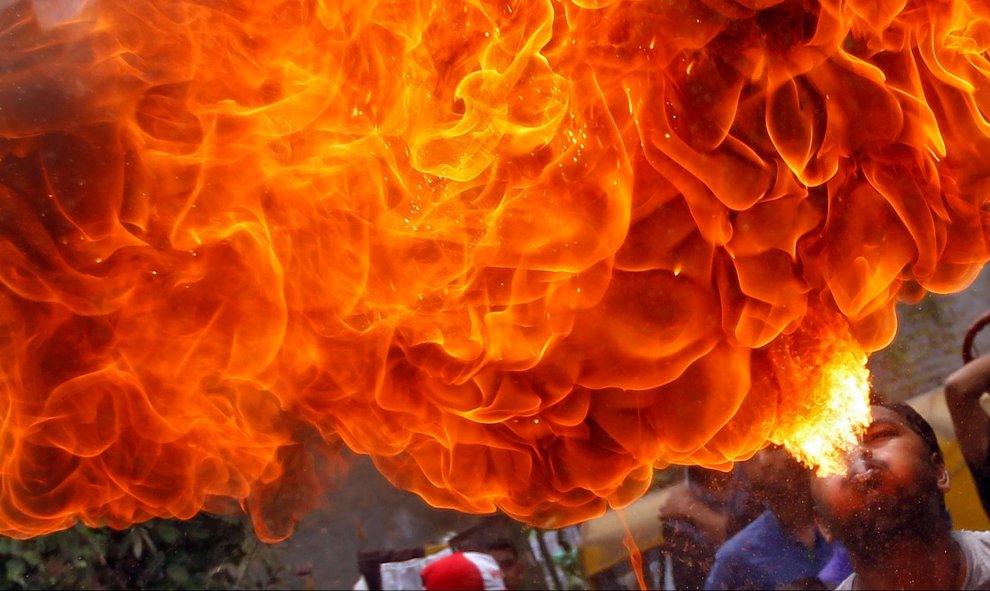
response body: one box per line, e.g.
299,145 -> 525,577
849,467 -> 882,491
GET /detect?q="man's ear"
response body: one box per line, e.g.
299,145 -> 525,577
813,512 -> 834,544
934,453 -> 950,494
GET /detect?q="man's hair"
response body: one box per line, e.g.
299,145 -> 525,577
484,538 -> 518,558
870,396 -> 944,464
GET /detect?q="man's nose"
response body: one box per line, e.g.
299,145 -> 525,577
844,442 -> 873,466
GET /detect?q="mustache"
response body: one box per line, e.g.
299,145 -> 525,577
842,455 -> 885,491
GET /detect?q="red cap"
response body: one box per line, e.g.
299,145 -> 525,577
420,552 -> 506,591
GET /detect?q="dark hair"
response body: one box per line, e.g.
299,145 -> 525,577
484,538 -> 518,559
870,397 -> 943,464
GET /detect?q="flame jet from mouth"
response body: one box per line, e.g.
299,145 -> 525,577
0,0 -> 988,540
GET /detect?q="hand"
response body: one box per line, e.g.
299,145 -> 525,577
657,481 -> 700,522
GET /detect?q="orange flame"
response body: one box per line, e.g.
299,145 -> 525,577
618,510 -> 647,591
768,313 -> 872,475
1,0 -> 989,540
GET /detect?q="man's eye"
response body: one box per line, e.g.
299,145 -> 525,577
864,428 -> 896,441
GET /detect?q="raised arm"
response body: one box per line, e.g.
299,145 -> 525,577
656,480 -> 730,544
944,354 -> 990,474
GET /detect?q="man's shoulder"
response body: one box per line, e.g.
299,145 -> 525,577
954,530 -> 990,589
715,511 -> 777,557
955,529 -> 990,552
707,515 -> 775,591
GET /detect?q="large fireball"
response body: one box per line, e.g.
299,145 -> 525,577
0,0 -> 988,540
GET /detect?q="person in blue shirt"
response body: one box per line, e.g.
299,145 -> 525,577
704,444 -> 846,590
656,465 -> 762,589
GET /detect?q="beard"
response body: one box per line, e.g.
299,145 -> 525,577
817,476 -> 946,557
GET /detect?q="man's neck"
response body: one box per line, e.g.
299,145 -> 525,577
850,529 -> 964,590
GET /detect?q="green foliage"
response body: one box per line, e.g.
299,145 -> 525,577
0,514 -> 289,590
548,541 -> 586,590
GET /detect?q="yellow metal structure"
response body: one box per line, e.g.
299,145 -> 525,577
578,487 -> 670,581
